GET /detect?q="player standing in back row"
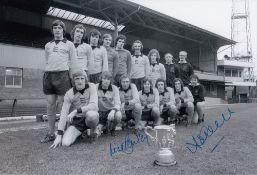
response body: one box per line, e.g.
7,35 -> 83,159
177,51 -> 194,86
102,34 -> 119,83
88,29 -> 108,84
41,20 -> 78,143
114,35 -> 132,87
130,40 -> 150,91
70,24 -> 94,76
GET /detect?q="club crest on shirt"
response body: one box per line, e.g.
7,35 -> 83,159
53,46 -> 58,52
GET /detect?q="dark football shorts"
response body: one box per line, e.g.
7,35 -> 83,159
131,77 -> 144,91
123,110 -> 134,121
72,117 -> 89,133
179,106 -> 187,115
161,107 -> 170,120
43,71 -> 71,95
89,72 -> 102,84
141,109 -> 154,121
193,100 -> 204,106
114,74 -> 123,87
99,110 -> 112,125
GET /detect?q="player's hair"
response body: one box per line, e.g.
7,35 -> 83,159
102,34 -> 113,46
70,24 -> 87,41
148,49 -> 160,64
155,78 -> 167,89
142,77 -> 153,89
190,74 -> 199,82
119,74 -> 131,85
164,52 -> 173,58
51,20 -> 66,36
115,34 -> 126,46
179,51 -> 187,56
88,29 -> 102,47
173,78 -> 184,93
101,71 -> 112,80
102,33 -> 112,40
72,70 -> 88,85
131,40 -> 143,52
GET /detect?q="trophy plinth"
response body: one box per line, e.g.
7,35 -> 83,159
154,148 -> 177,166
144,124 -> 177,166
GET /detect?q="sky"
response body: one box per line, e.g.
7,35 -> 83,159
129,0 -> 257,60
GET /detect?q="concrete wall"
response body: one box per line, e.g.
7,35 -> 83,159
201,80 -> 218,98
199,45 -> 216,73
0,43 -> 45,69
0,43 -> 45,99
217,84 -> 225,99
217,66 -> 225,76
237,86 -> 250,95
182,42 -> 200,69
181,42 -> 217,73
124,34 -> 182,57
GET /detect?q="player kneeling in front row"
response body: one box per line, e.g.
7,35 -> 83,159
119,75 -> 142,131
188,74 -> 205,124
96,71 -> 122,136
156,78 -> 178,124
50,70 -> 99,148
173,78 -> 194,126
139,78 -> 161,127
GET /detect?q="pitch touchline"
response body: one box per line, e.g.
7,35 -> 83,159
0,125 -> 47,134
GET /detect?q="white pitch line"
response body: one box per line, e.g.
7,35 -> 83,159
0,125 -> 47,134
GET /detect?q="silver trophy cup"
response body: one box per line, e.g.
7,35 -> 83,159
144,124 -> 177,166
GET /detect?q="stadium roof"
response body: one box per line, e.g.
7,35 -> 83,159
48,0 -> 236,47
47,6 -> 125,31
0,0 -> 236,48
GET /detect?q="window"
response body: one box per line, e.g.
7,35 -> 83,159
232,69 -> 238,77
5,68 -> 23,88
225,69 -> 231,77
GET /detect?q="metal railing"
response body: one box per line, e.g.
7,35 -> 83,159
0,98 -> 46,118
248,98 -> 257,103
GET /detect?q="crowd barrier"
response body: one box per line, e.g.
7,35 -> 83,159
248,98 -> 257,103
0,98 -> 46,118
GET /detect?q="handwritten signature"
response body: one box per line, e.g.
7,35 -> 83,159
109,131 -> 150,156
185,108 -> 235,153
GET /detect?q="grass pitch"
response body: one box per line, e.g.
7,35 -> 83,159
0,104 -> 257,175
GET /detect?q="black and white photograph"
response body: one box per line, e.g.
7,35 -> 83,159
0,0 -> 257,174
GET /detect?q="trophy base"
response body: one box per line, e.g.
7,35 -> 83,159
154,160 -> 177,166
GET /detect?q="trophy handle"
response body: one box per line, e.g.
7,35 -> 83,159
168,139 -> 175,148
169,124 -> 176,136
143,126 -> 156,141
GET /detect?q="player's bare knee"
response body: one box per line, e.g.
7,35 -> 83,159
169,105 -> 178,115
115,111 -> 122,123
134,103 -> 142,111
62,138 -> 72,147
152,107 -> 160,115
187,102 -> 194,109
86,111 -> 99,122
196,102 -> 204,109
